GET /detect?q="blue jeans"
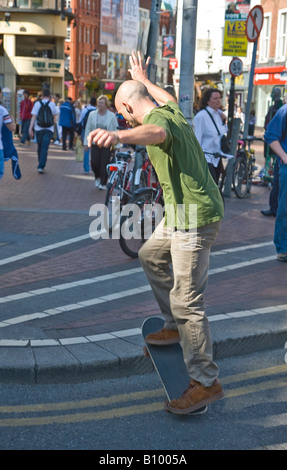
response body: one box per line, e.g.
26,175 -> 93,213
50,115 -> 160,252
20,119 -> 31,144
83,148 -> 90,172
274,164 -> 287,254
0,149 -> 4,179
36,130 -> 53,170
269,157 -> 279,215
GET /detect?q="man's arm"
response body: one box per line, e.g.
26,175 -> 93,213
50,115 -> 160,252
29,114 -> 37,137
270,141 -> 287,164
6,119 -> 16,133
128,51 -> 177,106
88,124 -> 166,149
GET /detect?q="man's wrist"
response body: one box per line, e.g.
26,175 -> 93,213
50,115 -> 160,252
114,132 -> 120,145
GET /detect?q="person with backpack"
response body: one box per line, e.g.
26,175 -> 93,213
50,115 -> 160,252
264,101 -> 287,262
29,88 -> 57,173
79,97 -> 97,173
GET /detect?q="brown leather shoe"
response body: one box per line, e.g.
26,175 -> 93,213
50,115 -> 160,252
166,379 -> 224,414
145,327 -> 180,345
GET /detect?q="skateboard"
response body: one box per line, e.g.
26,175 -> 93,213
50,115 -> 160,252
142,316 -> 207,414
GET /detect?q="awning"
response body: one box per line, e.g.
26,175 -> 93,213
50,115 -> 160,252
64,69 -> 74,82
254,65 -> 287,86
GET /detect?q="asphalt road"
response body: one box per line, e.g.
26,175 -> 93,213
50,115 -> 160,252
0,348 -> 286,451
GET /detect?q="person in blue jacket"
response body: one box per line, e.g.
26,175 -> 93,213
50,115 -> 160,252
59,97 -> 76,151
264,102 -> 287,262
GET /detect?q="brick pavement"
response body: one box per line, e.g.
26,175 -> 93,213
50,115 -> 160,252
0,138 -> 286,339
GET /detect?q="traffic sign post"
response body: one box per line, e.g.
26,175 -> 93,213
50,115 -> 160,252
243,5 -> 264,138
227,58 -> 243,140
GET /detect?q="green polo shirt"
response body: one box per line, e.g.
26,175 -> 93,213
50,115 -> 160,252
143,101 -> 224,229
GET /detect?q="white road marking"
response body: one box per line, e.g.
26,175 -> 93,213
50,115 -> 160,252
0,305 -> 286,347
0,239 -> 280,347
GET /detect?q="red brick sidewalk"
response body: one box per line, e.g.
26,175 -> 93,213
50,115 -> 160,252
0,138 -> 285,338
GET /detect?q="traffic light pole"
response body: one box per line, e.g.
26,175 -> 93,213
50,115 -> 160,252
178,0 -> 198,124
146,0 -> 161,84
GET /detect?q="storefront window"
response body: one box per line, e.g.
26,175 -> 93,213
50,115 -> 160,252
16,36 -> 57,59
18,0 -> 43,7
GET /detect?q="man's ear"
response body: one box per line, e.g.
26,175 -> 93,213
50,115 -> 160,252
122,101 -> 133,114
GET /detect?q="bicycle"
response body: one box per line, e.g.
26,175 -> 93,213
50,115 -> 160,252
119,178 -> 164,258
233,136 -> 264,198
104,146 -> 148,232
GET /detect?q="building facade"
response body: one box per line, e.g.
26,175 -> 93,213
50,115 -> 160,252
65,0 -> 156,102
0,0 -> 71,119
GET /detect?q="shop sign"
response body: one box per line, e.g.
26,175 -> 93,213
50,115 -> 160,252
169,58 -> 178,70
12,57 -> 64,77
32,61 -> 61,73
254,72 -> 287,85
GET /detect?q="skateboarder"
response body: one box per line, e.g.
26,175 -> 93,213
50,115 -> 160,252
87,51 -> 224,414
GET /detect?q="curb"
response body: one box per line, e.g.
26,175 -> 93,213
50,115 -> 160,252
0,318 -> 286,385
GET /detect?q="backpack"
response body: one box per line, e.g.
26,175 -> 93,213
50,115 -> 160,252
37,101 -> 54,128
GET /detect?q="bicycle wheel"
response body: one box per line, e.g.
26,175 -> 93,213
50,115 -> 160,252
233,157 -> 249,198
119,188 -> 164,258
104,173 -> 122,233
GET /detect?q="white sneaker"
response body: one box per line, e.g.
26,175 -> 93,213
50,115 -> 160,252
53,140 -> 60,145
95,178 -> 101,188
98,184 -> 106,190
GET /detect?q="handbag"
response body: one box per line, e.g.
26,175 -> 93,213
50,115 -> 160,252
205,108 -> 230,154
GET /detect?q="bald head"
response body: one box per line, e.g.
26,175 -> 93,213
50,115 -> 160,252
115,80 -> 150,110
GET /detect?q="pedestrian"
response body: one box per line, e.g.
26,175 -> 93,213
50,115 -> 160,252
0,86 -> 16,179
19,90 -> 33,146
193,88 -> 228,183
52,93 -> 61,145
29,88 -> 57,174
59,97 -> 76,150
79,97 -> 97,173
264,102 -> 287,262
248,110 -> 256,136
261,87 -> 283,217
87,51 -> 224,414
235,106 -> 245,131
84,95 -> 118,189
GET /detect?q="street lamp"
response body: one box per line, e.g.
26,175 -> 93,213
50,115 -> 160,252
91,49 -> 100,61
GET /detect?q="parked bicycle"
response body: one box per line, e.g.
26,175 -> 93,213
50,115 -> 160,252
104,146 -> 148,232
119,173 -> 164,259
233,136 -> 264,198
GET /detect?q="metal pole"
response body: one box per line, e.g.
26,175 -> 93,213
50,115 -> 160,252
243,39 -> 258,138
227,75 -> 235,140
223,117 -> 241,198
178,0 -> 198,124
146,0 -> 161,84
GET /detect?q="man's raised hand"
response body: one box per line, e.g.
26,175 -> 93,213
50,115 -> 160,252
128,51 -> 150,83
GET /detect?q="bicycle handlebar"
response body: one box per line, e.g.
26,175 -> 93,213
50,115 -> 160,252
203,151 -> 228,159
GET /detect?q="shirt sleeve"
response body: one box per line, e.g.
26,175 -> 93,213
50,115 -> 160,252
264,106 -> 286,144
193,113 -> 204,145
2,108 -> 12,125
144,109 -> 172,150
31,102 -> 40,116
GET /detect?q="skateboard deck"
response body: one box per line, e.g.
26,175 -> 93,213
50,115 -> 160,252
142,316 -> 207,414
